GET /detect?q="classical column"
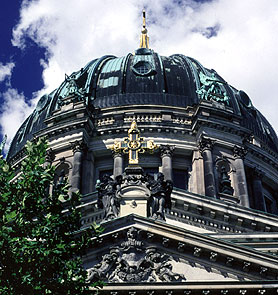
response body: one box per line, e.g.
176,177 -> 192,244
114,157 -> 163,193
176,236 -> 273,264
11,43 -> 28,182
198,136 -> 216,198
233,146 -> 249,207
82,151 -> 95,194
252,168 -> 265,212
160,145 -> 175,181
70,140 -> 86,192
112,150 -> 124,178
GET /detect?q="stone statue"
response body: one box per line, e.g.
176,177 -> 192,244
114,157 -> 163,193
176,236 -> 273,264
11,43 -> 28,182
148,173 -> 173,220
53,169 -> 67,192
97,174 -> 122,220
196,71 -> 230,105
87,251 -> 118,282
219,165 -> 234,195
57,169 -> 66,187
147,250 -> 185,282
58,74 -> 86,106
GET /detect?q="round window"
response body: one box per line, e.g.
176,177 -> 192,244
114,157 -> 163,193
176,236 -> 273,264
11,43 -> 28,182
132,61 -> 155,76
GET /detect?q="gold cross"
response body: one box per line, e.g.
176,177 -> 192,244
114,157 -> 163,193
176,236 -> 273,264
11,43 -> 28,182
110,121 -> 158,165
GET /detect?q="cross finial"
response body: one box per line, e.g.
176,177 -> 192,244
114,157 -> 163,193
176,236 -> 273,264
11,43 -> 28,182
110,121 -> 158,165
140,10 -> 149,49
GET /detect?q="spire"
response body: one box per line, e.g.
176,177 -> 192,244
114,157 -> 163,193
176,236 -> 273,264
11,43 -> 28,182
139,10 -> 149,48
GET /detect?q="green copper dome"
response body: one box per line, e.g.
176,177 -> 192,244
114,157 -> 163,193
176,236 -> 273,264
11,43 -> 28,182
7,50 -> 278,159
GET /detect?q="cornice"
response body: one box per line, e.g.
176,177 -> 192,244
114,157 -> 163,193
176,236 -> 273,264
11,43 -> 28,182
94,281 -> 278,294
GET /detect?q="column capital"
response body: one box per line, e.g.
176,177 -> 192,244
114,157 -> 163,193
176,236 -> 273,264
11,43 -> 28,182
233,145 -> 248,159
70,140 -> 87,154
160,145 -> 175,158
111,149 -> 123,159
198,136 -> 214,153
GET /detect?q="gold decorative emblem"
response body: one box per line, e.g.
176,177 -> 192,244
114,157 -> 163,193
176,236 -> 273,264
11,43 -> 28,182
128,140 -> 140,149
110,121 -> 158,165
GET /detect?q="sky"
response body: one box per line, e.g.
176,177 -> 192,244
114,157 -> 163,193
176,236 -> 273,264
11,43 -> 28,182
1,0 -> 278,152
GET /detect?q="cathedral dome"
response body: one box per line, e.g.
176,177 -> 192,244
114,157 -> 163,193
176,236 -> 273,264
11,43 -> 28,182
7,48 -> 278,159
7,11 -> 278,291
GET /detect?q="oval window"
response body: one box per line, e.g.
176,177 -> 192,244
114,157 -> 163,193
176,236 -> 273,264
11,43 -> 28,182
132,61 -> 155,76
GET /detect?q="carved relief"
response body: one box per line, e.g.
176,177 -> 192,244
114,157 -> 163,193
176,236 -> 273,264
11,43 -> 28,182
87,227 -> 186,283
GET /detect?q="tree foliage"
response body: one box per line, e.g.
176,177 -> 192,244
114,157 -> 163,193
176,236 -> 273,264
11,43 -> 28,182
0,138 -> 103,294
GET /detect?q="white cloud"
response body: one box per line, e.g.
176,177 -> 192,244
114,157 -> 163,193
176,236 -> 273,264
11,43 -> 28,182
0,88 -> 37,152
9,0 -> 278,134
0,62 -> 15,83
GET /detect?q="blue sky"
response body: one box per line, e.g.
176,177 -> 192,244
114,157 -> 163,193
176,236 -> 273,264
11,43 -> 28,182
1,0 -> 278,152
0,1 -> 45,98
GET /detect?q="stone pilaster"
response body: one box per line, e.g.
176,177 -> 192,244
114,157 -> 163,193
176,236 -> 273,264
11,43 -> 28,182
190,150 -> 205,195
160,145 -> 175,181
198,136 -> 216,198
252,167 -> 265,212
233,145 -> 249,207
70,140 -> 86,192
112,150 -> 124,178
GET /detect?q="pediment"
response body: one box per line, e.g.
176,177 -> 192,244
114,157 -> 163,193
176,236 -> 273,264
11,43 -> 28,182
84,214 -> 278,284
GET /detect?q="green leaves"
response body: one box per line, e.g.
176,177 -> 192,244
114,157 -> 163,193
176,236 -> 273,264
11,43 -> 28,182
0,138 -> 101,294
4,210 -> 17,222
